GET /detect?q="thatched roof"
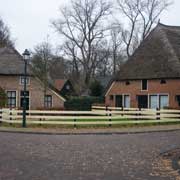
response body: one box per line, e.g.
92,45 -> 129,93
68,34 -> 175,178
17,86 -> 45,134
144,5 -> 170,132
0,47 -> 32,75
115,23 -> 180,80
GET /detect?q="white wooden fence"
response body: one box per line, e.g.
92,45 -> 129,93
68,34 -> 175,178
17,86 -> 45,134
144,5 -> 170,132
0,106 -> 180,126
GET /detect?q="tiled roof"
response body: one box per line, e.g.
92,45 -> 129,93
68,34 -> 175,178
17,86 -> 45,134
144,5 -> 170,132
54,79 -> 67,91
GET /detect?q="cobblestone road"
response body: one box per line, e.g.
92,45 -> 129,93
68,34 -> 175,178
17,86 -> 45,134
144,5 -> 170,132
0,131 -> 180,180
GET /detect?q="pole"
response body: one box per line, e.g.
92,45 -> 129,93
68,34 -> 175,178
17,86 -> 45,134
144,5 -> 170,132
22,60 -> 27,128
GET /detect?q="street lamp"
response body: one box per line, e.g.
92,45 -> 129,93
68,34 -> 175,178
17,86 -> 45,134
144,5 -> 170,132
22,49 -> 30,128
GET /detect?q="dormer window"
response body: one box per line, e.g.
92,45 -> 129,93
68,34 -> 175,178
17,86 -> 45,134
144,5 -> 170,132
20,76 -> 30,85
141,79 -> 148,90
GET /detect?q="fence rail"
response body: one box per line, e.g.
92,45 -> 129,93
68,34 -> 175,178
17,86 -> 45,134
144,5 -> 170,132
0,106 -> 180,126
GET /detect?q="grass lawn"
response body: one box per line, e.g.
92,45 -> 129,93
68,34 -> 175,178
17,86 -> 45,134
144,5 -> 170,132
1,118 -> 180,129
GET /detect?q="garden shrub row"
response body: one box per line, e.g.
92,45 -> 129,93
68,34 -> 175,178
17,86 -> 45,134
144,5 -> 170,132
64,96 -> 104,111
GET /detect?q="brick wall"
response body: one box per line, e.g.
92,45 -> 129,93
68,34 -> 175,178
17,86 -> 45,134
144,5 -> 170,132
105,79 -> 180,109
0,75 -> 64,109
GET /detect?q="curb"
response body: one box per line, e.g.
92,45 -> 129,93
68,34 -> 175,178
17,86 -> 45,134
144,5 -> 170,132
0,127 -> 180,136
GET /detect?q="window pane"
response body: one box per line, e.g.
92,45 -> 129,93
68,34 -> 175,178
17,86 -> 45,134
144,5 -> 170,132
142,80 -> 147,90
160,95 -> 168,109
12,92 -> 16,97
149,95 -> 158,109
11,99 -> 16,106
115,95 -> 122,107
44,95 -> 52,108
20,76 -> 30,85
7,91 -> 16,108
124,95 -> 130,108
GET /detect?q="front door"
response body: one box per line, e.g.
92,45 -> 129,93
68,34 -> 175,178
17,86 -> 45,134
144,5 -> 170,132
115,95 -> 123,107
20,98 -> 29,110
138,95 -> 148,108
20,91 -> 29,110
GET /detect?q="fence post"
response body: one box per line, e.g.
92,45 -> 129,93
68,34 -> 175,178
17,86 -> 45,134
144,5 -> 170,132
9,108 -> 12,126
121,106 -> 124,117
0,109 -> 1,123
106,105 -> 108,112
138,107 -> 141,120
156,108 -> 160,120
105,105 -> 108,126
109,109 -> 112,127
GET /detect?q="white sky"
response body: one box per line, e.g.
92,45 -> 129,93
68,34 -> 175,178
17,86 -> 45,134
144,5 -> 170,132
0,0 -> 179,54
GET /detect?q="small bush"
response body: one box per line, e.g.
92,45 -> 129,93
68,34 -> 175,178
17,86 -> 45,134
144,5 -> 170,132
89,80 -> 103,96
65,96 -> 104,111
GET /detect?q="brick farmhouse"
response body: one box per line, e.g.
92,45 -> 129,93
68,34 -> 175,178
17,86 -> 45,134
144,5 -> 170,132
105,23 -> 180,109
0,47 -> 65,109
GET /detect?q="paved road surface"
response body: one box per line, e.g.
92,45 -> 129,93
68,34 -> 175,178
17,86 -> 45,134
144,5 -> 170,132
0,131 -> 180,180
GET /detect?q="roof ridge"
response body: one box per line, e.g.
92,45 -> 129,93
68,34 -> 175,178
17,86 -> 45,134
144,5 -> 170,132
158,23 -> 180,29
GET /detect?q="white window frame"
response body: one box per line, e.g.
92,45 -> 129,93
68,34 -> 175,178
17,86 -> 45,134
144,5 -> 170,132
159,94 -> 169,109
44,95 -> 53,108
149,94 -> 158,109
19,76 -> 30,86
6,90 -> 17,108
148,93 -> 169,109
123,94 -> 131,108
116,94 -> 131,108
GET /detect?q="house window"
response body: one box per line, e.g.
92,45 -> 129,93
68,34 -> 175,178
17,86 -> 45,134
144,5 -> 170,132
44,95 -> 52,108
149,94 -> 169,109
124,95 -> 130,108
7,91 -> 16,108
20,76 -> 30,85
160,79 -> 166,84
109,95 -> 114,101
115,95 -> 130,108
176,95 -> 180,106
149,95 -> 158,109
159,95 -> 168,109
126,81 -> 130,85
141,79 -> 148,90
66,85 -> 70,90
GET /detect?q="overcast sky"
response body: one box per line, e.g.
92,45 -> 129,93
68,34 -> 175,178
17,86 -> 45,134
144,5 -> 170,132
0,0 -> 179,54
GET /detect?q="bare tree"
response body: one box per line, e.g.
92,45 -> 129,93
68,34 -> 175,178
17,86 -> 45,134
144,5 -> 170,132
0,17 -> 14,47
116,0 -> 172,57
109,26 -> 124,74
49,56 -> 69,80
61,40 -> 80,80
52,0 -> 111,86
91,40 -> 111,77
31,41 -> 53,105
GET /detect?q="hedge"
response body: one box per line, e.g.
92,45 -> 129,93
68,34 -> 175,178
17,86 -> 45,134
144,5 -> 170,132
64,96 -> 104,111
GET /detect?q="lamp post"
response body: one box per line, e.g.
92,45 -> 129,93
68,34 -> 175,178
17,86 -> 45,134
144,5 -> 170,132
22,49 -> 30,128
